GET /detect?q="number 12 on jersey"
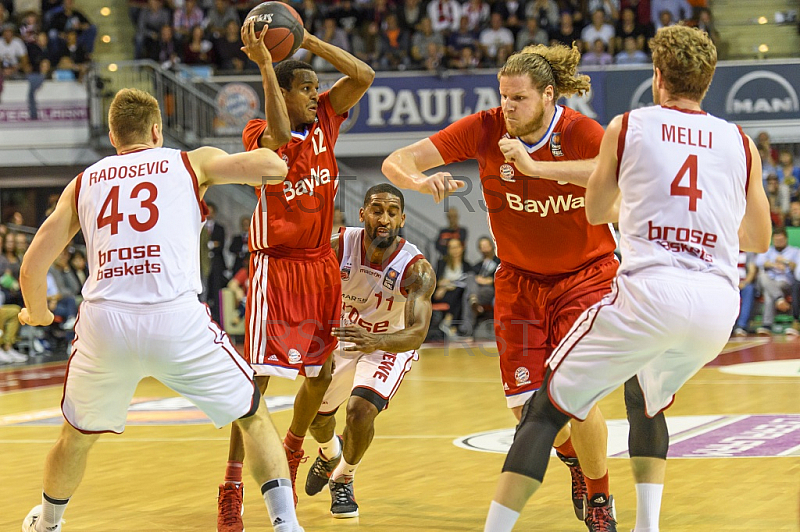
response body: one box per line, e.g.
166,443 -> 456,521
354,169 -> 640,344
670,154 -> 703,212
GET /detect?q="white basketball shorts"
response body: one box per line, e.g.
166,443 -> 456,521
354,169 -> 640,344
547,268 -> 739,420
63,294 -> 256,433
318,347 -> 417,414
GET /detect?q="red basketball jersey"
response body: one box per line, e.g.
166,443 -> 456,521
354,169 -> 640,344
430,105 -> 616,275
242,91 -> 348,251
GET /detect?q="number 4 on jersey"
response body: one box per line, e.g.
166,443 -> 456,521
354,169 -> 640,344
97,183 -> 160,235
670,154 -> 703,212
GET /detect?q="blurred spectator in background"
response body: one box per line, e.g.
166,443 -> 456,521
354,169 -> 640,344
0,232 -> 22,306
516,16 -> 549,50
228,214 -> 249,275
69,248 -> 88,288
332,207 -> 346,234
756,228 -> 799,335
491,0 -> 525,33
759,145 -> 778,180
689,7 -> 718,44
422,39 -> 445,71
615,6 -> 647,52
461,0 -> 489,33
733,251 -> 757,336
614,35 -> 648,64
206,0 -> 239,39
46,0 -> 96,54
411,17 -> 444,66
479,12 -> 514,67
650,0 -> 691,25
435,206 -> 467,258
352,20 -> 383,69
380,13 -> 410,70
0,302 -> 24,363
54,29 -> 90,80
19,11 -> 41,44
136,0 -> 170,59
428,0 -> 461,34
204,202 -> 226,321
1,23 -> 29,79
214,19 -> 248,71
310,17 -> 349,72
549,11 -> 582,47
433,238 -> 471,336
525,0 -> 560,33
582,38 -> 613,65
14,232 -> 28,260
587,0 -> 621,20
150,23 -> 180,67
26,31 -> 54,119
621,0 -> 653,27
332,0 -> 361,40
757,131 -> 779,167
765,174 -> 790,227
172,0 -> 204,40
462,236 -> 499,335
366,0 -> 393,33
448,16 -> 479,62
226,260 -> 248,325
399,0 -> 425,31
581,9 -> 616,54
777,151 -> 800,201
297,0 -> 321,36
786,201 -> 800,228
451,45 -> 480,70
49,248 -> 82,302
654,9 -> 674,30
183,24 -> 215,65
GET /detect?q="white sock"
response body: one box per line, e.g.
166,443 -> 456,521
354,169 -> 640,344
634,483 -> 663,532
331,457 -> 359,483
484,500 -> 520,532
261,479 -> 301,532
318,435 -> 341,461
39,492 -> 69,531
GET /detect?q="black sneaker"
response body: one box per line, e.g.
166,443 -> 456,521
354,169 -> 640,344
556,451 -> 587,520
584,493 -> 617,532
305,436 -> 343,496
329,478 -> 359,518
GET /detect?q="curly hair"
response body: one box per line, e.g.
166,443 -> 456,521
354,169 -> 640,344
650,25 -> 717,102
498,42 -> 591,99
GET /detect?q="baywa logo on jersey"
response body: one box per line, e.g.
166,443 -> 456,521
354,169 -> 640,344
499,163 -> 515,182
514,367 -> 530,386
383,268 -> 399,291
725,70 -> 800,115
550,132 -> 564,157
288,349 -> 302,365
341,265 -> 351,281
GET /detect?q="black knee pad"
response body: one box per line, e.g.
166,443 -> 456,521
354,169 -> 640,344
503,378 -> 571,482
624,377 -> 668,459
351,386 -> 388,412
238,378 -> 262,420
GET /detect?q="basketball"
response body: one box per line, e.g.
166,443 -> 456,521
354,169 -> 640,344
244,2 -> 305,62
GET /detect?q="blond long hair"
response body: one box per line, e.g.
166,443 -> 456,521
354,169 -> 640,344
498,43 -> 591,99
650,25 -> 716,102
108,88 -> 162,147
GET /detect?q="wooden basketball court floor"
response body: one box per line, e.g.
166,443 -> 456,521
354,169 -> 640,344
1,337 -> 798,531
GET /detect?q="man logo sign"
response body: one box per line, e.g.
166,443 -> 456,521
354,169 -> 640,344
725,70 -> 800,115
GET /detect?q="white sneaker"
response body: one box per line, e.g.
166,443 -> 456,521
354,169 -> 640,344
22,504 -> 65,532
0,349 -> 14,363
5,347 -> 27,362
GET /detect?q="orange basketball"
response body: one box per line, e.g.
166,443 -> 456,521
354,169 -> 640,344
244,2 -> 305,62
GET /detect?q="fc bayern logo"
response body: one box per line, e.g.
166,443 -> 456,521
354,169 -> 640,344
216,82 -> 259,126
514,367 -> 530,385
500,163 -> 515,182
288,349 -> 302,365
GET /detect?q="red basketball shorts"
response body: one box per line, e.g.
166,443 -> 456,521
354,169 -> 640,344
245,246 -> 341,379
493,255 -> 618,407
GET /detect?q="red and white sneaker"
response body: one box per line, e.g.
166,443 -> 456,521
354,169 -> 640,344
284,444 -> 308,507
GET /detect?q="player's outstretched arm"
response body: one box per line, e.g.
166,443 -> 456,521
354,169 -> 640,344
19,179 -> 81,327
300,29 -> 375,116
382,139 -> 466,204
738,136 -> 771,253
333,259 -> 436,354
240,19 -> 292,149
189,146 -> 288,192
585,115 -> 622,224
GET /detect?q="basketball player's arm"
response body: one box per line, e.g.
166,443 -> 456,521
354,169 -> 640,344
498,137 -> 598,187
333,259 -> 436,353
330,232 -> 340,260
382,138 -> 467,204
240,19 -> 292,149
585,115 -> 622,224
738,137 -> 771,253
19,179 -> 81,326
188,146 -> 288,194
300,30 -> 375,116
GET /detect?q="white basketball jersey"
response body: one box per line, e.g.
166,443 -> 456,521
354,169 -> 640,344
338,227 -> 424,335
617,105 -> 751,288
77,148 -> 205,304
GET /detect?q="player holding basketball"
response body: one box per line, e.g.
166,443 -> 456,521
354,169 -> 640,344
383,43 -> 616,529
484,25 -> 771,532
19,88 -> 304,532
216,16 -> 375,530
302,184 -> 435,518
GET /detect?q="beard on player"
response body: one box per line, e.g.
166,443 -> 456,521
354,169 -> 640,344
504,101 -> 546,138
367,223 -> 400,250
